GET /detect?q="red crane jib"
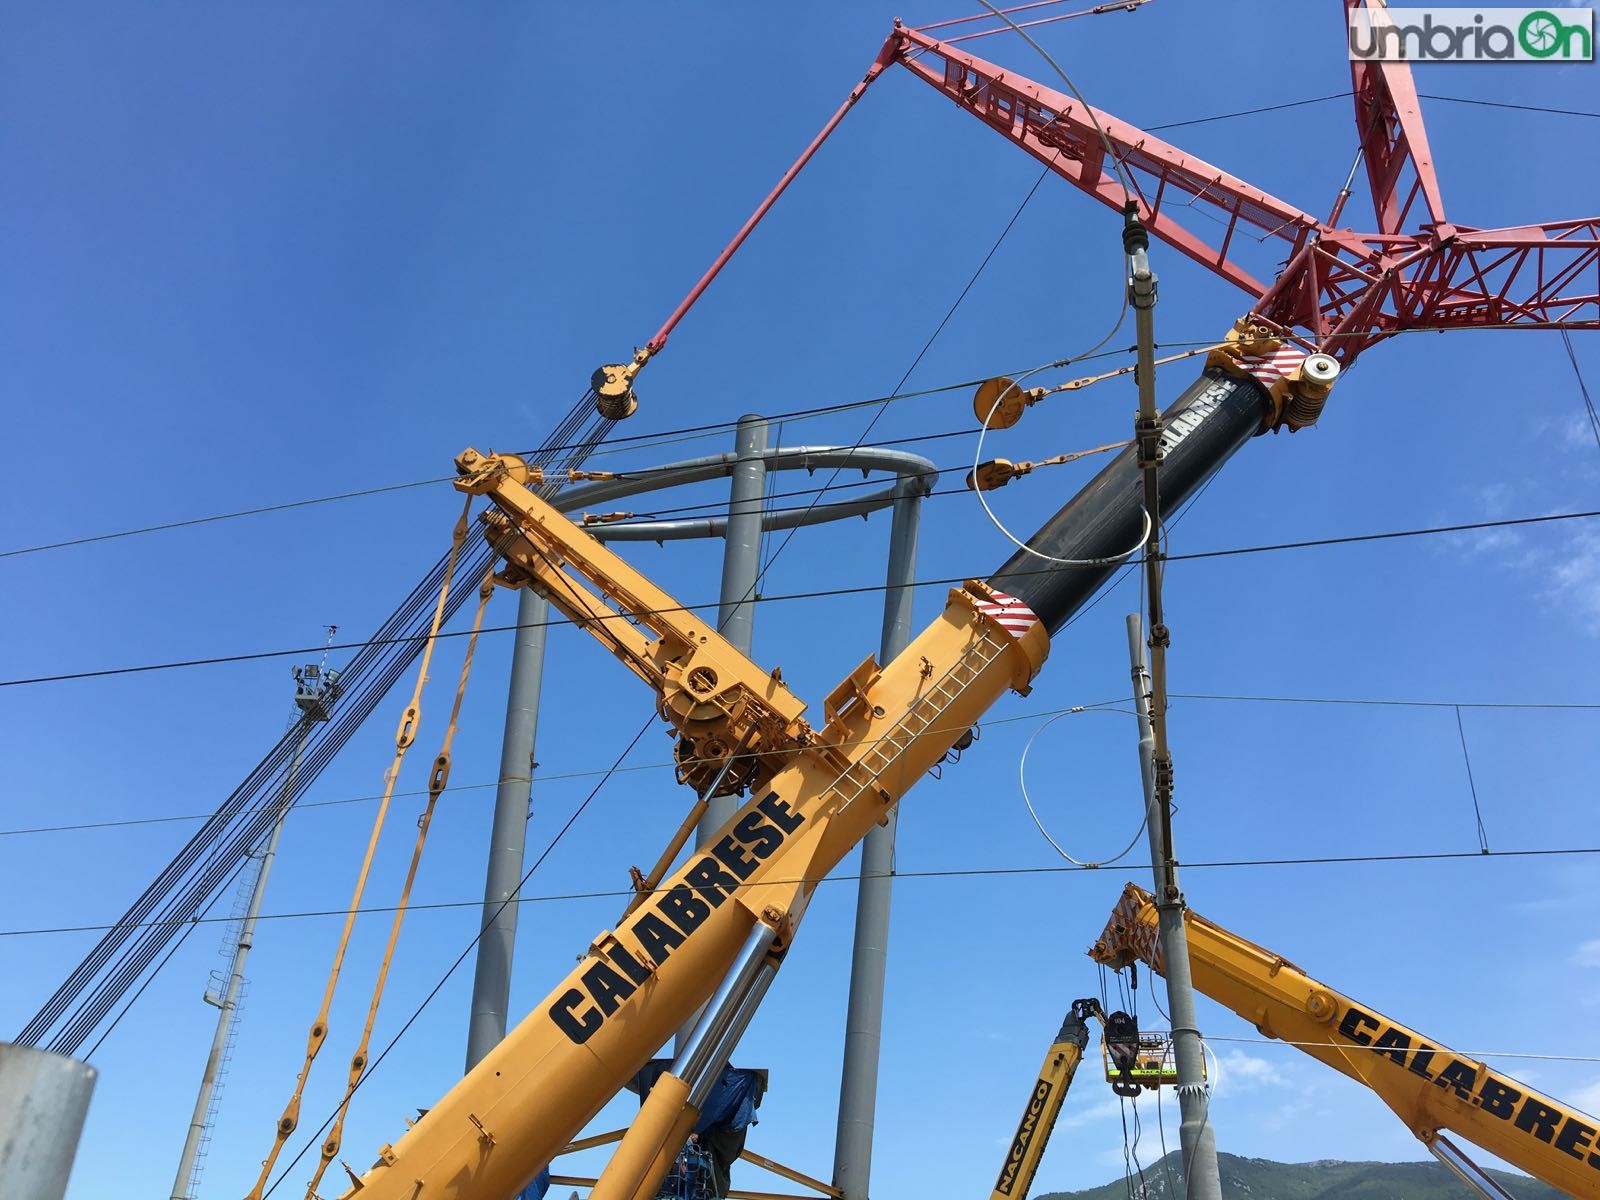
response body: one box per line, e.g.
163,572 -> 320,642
889,12 -> 1598,365
643,2 -> 1597,368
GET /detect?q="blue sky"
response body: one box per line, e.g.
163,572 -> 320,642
2,3 -> 1598,1198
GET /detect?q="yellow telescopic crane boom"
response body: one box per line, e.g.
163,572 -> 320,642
1092,883 -> 1600,1200
327,315 -> 1324,1198
329,452 -> 1049,1200
990,998 -> 1104,1200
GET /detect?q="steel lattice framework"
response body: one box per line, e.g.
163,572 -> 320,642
643,0 -> 1598,369
890,5 -> 1598,363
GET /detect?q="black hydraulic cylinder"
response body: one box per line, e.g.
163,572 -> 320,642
987,368 -> 1271,634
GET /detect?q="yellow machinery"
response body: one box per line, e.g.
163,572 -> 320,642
325,451 -> 1050,1200
990,999 -> 1194,1200
991,999 -> 1103,1200
1092,884 -> 1600,1200
1099,1010 -> 1181,1096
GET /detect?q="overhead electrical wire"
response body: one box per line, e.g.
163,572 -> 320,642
7,507 -> 1596,690
13,844 -> 1600,941
1455,706 -> 1492,854
5,316 -> 1584,565
1141,89 -> 1600,133
6,687 -> 1592,840
0,356 -> 1108,564
12,395 -> 621,1056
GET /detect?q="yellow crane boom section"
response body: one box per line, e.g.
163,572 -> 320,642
990,1001 -> 1098,1200
1091,883 -> 1600,1200
333,452 -> 1048,1199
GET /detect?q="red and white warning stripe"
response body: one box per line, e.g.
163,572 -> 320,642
1236,346 -> 1306,386
974,589 -> 1040,640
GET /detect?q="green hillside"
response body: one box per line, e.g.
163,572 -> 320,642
1037,1151 -> 1566,1200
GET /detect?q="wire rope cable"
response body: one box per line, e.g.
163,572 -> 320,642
972,363 -> 1152,565
260,712 -> 655,1198
1017,708 -> 1148,867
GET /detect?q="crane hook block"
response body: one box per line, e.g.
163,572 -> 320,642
592,348 -> 652,421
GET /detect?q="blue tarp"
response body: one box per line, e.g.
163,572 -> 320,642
517,1166 -> 552,1200
631,1061 -> 766,1134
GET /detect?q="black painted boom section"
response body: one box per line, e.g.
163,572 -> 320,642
987,369 -> 1271,635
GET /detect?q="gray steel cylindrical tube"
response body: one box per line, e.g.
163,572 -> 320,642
691,963 -> 778,1111
679,416 -> 769,1055
833,471 -> 925,1200
1127,616 -> 1222,1200
672,921 -> 779,1092
466,588 -> 550,1071
702,414 -> 769,847
0,1044 -> 96,1200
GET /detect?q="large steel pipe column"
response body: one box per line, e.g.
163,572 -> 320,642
833,471 -> 925,1200
466,588 -> 551,1071
0,1044 -> 96,1200
705,415 -> 769,843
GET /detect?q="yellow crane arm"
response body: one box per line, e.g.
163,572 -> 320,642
990,999 -> 1102,1200
332,454 -> 1049,1199
1091,883 -> 1600,1200
455,449 -> 815,796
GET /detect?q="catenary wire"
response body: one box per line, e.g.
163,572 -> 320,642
0,350 -> 1139,563
8,312 -> 1588,563
7,507 -> 1596,689
11,687 -> 1595,839
0,698 -> 1134,838
14,844 -> 1600,940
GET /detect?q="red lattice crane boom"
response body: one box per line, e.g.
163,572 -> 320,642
627,0 -> 1596,382
891,4 -> 1598,364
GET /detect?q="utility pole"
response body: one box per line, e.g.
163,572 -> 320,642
1121,203 -> 1224,1200
833,471 -> 925,1200
1126,616 -> 1221,1200
170,660 -> 339,1200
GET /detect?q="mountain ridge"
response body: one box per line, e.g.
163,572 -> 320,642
1036,1150 -> 1565,1199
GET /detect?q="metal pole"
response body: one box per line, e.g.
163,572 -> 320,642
677,415 -> 769,1054
700,413 -> 767,846
833,471 -> 925,1200
171,715 -> 311,1200
0,1044 -> 97,1200
1126,614 -> 1222,1200
466,588 -> 550,1071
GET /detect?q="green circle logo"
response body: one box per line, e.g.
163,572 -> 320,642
1519,10 -> 1567,57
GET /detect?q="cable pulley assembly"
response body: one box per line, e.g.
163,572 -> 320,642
967,440 -> 1130,492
